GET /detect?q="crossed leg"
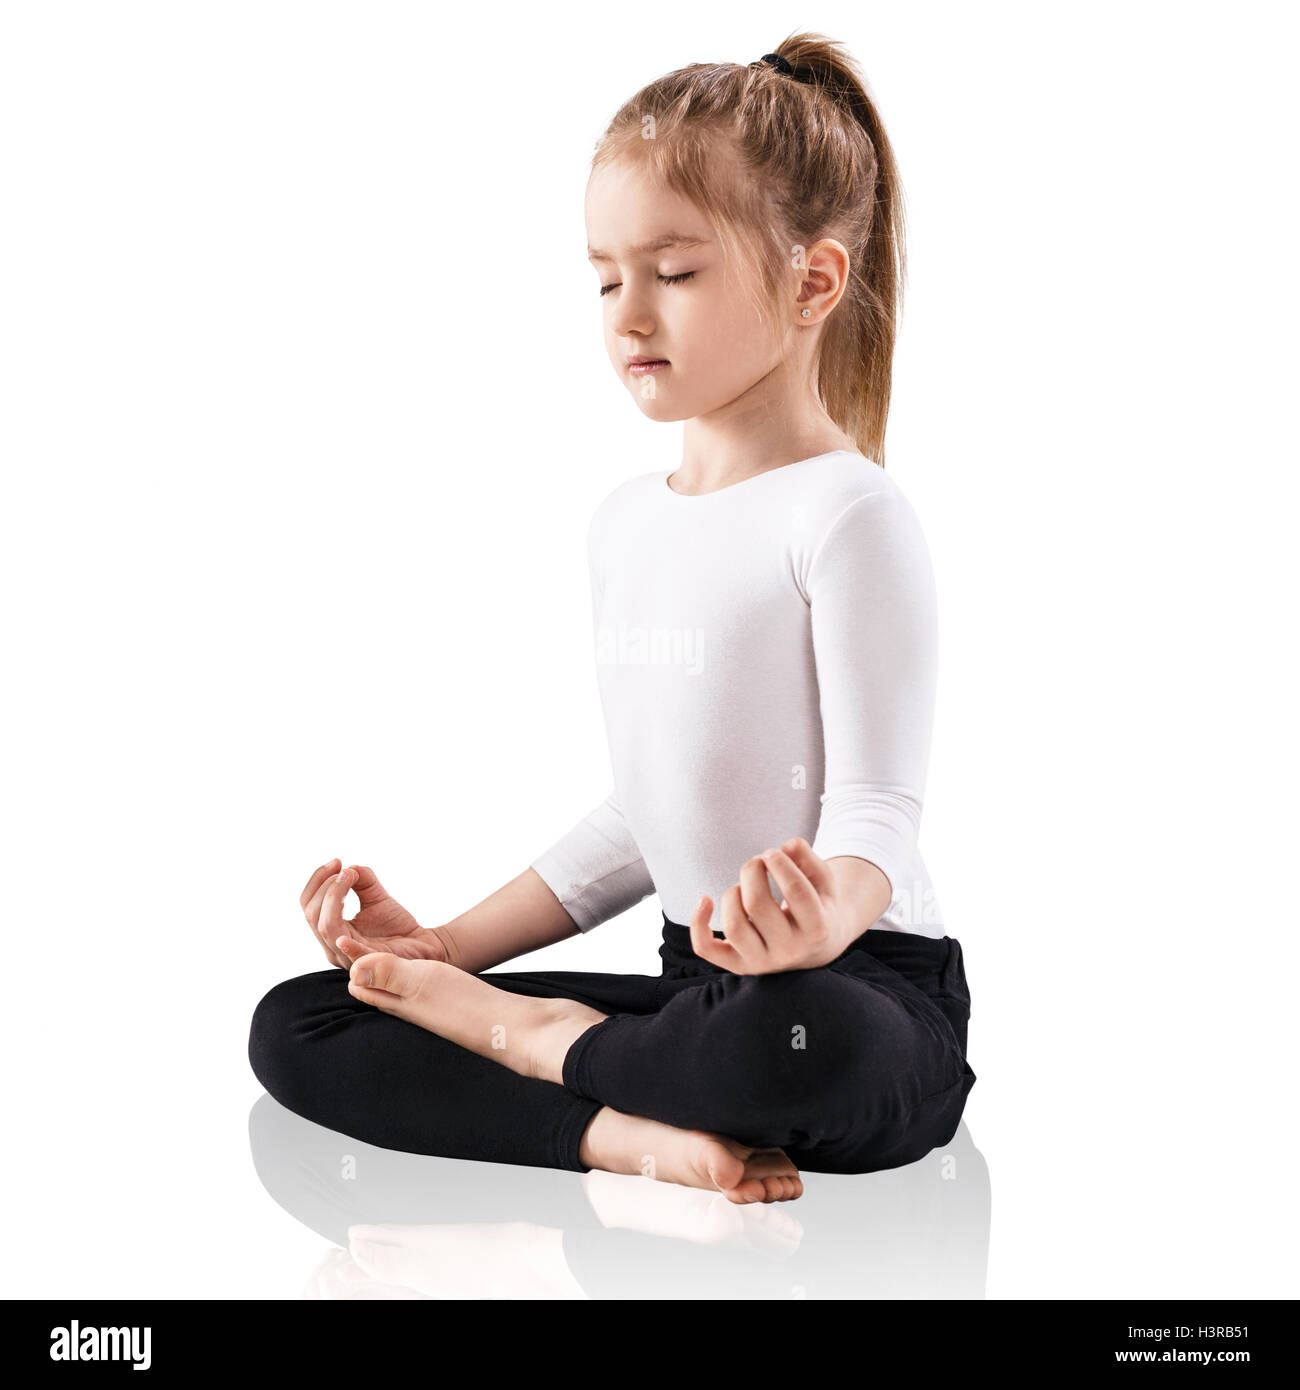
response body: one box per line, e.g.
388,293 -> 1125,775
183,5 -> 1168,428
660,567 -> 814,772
343,955 -> 802,1203
250,951 -> 968,1206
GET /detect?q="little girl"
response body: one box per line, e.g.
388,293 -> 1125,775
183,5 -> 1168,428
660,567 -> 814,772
250,32 -> 976,1206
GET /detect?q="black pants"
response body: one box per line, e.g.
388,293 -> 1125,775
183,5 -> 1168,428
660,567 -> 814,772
248,914 -> 976,1176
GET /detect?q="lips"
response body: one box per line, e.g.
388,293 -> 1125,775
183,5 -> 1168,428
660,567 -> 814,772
627,356 -> 669,375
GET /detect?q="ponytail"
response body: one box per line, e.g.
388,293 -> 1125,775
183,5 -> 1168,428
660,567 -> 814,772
768,35 -> 907,466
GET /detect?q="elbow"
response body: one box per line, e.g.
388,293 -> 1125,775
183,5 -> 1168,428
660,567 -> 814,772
810,784 -> 923,903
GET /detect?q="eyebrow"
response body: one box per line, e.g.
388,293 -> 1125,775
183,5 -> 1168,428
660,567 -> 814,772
587,233 -> 710,262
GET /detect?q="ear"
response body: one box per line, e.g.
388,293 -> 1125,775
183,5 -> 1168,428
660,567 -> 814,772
794,238 -> 851,324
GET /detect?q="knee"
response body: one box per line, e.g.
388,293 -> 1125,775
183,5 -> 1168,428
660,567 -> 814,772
721,968 -> 873,1060
689,969 -> 973,1166
247,968 -> 347,1105
701,969 -> 877,1115
717,968 -> 957,1128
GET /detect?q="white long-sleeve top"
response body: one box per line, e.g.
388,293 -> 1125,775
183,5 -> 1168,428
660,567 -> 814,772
530,450 -> 944,938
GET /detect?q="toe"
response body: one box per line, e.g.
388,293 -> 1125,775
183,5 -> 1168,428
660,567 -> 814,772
349,952 -> 413,996
347,952 -> 420,1007
704,1141 -> 747,1195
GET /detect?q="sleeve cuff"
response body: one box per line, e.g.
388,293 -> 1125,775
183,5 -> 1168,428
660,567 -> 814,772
529,797 -> 657,932
811,792 -> 922,905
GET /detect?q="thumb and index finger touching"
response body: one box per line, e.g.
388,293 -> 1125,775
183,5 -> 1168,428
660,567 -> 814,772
299,858 -> 390,969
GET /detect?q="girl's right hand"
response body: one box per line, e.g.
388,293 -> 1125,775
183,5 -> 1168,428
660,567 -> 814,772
300,859 -> 451,970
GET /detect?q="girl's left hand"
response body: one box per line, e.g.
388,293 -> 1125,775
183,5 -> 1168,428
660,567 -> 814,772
689,837 -> 853,975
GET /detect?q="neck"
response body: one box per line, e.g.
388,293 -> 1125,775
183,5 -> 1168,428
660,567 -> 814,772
674,370 -> 858,495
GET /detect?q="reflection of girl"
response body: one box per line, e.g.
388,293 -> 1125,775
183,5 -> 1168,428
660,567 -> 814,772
249,1095 -> 991,1300
250,33 -> 976,1205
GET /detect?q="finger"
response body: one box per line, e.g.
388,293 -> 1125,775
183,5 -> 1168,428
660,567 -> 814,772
315,940 -> 348,970
718,883 -> 765,967
301,858 -> 340,913
317,867 -> 356,962
305,889 -> 346,968
688,894 -> 740,971
339,932 -> 439,964
761,847 -> 822,927
737,855 -> 783,936
301,859 -> 347,967
302,862 -> 342,956
780,837 -> 835,896
348,864 -> 392,908
324,940 -> 350,969
303,873 -> 335,934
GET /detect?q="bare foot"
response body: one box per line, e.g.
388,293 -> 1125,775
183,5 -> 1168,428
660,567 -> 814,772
580,1107 -> 804,1204
344,954 -> 604,1084
344,956 -> 803,1205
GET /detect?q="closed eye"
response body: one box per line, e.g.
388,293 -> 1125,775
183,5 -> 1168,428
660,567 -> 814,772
599,271 -> 697,297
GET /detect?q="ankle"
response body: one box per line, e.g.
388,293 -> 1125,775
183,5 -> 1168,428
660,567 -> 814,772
579,1107 -> 623,1172
578,1106 -> 665,1178
520,998 -> 602,1084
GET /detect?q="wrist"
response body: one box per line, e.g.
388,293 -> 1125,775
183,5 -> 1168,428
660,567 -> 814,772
429,922 -> 464,970
826,855 -> 893,938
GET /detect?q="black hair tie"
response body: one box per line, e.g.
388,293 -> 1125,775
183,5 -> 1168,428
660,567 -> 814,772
759,52 -> 794,75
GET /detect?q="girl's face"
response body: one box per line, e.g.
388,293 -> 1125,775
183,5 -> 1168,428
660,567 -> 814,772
585,158 -> 788,424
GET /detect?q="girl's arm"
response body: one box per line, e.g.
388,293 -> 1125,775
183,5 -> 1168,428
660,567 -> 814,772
438,790 -> 656,973
805,485 -> 938,916
527,789 -> 656,931
433,866 -> 585,975
689,482 -> 939,974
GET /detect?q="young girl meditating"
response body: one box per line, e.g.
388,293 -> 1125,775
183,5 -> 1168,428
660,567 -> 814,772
250,33 -> 976,1206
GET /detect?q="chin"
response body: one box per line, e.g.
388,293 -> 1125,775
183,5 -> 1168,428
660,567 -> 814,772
634,401 -> 689,423
627,390 -> 690,424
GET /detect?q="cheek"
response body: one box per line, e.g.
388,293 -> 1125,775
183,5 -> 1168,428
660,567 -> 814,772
678,300 -> 724,357
602,311 -> 622,361
684,294 -> 772,384
692,279 -> 767,353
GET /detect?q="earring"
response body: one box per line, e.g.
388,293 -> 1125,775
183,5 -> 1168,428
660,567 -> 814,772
800,308 -> 811,318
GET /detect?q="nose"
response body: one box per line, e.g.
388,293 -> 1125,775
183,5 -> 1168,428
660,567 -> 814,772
610,284 -> 655,340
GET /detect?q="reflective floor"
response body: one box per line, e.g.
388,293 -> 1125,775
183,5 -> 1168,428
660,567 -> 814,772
249,1093 -> 991,1300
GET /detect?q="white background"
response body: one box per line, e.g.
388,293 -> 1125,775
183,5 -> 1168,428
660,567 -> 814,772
2,0 -> 1296,1298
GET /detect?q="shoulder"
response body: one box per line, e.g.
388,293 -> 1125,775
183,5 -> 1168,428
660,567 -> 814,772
588,469 -> 664,535
795,451 -> 914,522
795,454 -> 934,596
585,471 -> 664,578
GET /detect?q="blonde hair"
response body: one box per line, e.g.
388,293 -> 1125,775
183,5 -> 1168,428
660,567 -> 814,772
593,32 -> 907,466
